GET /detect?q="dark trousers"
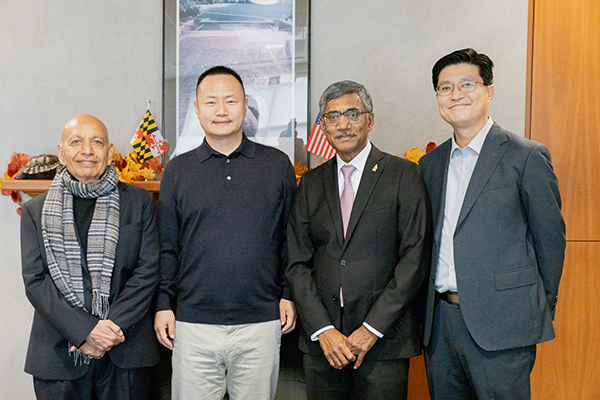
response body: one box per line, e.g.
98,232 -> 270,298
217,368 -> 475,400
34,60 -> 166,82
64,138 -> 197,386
424,298 -> 536,400
303,353 -> 409,400
33,356 -> 157,400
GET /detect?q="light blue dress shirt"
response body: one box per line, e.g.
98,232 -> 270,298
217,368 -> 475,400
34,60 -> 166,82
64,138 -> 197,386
435,117 -> 494,293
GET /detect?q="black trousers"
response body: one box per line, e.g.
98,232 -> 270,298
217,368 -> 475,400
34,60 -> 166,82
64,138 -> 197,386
303,353 -> 409,400
33,356 -> 157,400
424,298 -> 536,400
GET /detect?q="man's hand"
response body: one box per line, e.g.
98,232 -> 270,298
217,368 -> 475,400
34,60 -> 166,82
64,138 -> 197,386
317,329 -> 356,370
86,320 -> 124,352
346,325 -> 378,369
70,342 -> 105,359
279,299 -> 297,334
154,310 -> 176,350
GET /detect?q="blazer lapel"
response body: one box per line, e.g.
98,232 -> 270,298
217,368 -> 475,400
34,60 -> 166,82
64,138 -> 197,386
456,125 -> 508,230
342,146 -> 385,252
117,182 -> 130,218
429,140 -> 452,247
322,158 -> 345,247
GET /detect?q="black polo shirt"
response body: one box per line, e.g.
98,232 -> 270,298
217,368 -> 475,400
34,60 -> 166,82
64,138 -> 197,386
156,135 -> 296,325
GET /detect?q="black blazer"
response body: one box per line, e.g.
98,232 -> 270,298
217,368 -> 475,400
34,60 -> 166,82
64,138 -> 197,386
21,182 -> 160,380
286,145 -> 431,360
420,123 -> 566,351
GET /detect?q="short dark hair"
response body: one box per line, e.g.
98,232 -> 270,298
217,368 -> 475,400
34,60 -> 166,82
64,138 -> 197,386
196,65 -> 245,97
318,80 -> 373,116
432,48 -> 494,91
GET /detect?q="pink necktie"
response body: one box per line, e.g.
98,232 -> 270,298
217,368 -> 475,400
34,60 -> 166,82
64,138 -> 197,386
340,165 -> 355,308
340,164 -> 356,237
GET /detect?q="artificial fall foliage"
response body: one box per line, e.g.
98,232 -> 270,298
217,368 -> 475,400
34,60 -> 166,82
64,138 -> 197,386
404,142 -> 437,164
2,142 -> 438,217
1,151 -> 163,215
113,151 -> 163,183
293,162 -> 308,185
404,148 -> 425,164
0,152 -> 31,214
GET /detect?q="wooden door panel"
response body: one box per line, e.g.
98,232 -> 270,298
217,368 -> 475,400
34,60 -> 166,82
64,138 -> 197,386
529,0 -> 600,241
531,242 -> 600,399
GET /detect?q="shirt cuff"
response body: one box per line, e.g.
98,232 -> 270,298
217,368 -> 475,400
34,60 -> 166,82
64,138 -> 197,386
363,322 -> 384,338
310,325 -> 335,341
155,292 -> 173,312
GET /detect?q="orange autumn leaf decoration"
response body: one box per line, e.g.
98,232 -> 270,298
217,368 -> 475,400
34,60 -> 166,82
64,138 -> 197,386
426,142 -> 437,153
1,152 -> 31,215
403,142 -> 436,164
113,151 -> 163,183
404,148 -> 425,164
293,162 -> 308,185
1,152 -> 30,196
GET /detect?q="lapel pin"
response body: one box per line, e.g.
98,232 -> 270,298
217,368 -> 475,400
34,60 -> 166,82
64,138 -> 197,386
372,164 -> 378,172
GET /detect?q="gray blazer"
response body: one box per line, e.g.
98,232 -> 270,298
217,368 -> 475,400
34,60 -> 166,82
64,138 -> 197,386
286,145 -> 431,360
21,182 -> 160,380
420,123 -> 566,351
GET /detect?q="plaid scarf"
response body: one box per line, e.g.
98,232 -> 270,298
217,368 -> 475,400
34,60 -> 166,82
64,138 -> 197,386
41,165 -> 120,364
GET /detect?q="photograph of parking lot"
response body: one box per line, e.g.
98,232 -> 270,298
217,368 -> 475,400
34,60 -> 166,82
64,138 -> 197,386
176,0 -> 304,161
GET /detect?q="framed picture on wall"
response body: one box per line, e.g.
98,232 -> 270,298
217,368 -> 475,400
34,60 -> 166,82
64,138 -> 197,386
163,0 -> 310,165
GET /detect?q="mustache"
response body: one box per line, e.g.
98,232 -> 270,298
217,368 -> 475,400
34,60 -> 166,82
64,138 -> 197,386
334,132 -> 356,139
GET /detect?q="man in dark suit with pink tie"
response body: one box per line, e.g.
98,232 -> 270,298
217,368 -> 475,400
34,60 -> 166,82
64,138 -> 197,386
286,80 -> 431,400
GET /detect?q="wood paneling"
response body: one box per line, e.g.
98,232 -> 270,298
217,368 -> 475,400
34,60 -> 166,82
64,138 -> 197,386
528,1 -> 600,397
408,354 -> 430,399
1,179 -> 160,196
529,0 -> 600,241
531,242 -> 600,399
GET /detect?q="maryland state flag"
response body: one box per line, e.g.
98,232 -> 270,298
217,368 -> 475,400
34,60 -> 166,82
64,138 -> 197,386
131,110 -> 169,161
305,113 -> 336,160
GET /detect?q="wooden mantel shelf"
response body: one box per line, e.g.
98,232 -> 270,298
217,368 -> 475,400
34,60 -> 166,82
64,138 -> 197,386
2,180 -> 160,197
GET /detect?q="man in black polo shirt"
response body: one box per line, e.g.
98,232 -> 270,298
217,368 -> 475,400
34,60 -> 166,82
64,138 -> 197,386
154,66 -> 297,400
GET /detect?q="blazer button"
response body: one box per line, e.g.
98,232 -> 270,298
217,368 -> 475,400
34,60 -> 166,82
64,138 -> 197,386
340,259 -> 346,266
85,287 -> 92,294
332,295 -> 338,302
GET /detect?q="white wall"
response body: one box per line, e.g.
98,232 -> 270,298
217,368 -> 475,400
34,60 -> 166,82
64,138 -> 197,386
310,0 -> 529,155
0,1 -> 163,398
0,1 -> 527,398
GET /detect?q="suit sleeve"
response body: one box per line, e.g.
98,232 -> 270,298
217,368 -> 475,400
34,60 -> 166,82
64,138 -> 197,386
286,175 -> 336,335
520,143 -> 566,317
21,201 -> 98,348
108,190 -> 160,331
364,162 -> 432,335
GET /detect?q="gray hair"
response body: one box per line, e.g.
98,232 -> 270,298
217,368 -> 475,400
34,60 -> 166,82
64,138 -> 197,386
318,80 -> 373,115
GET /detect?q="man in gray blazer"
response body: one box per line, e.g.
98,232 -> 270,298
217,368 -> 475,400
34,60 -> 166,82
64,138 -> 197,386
286,81 -> 431,399
419,48 -> 566,399
21,114 -> 160,399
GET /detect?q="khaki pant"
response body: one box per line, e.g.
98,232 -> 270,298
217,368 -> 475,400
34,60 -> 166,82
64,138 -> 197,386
172,320 -> 281,400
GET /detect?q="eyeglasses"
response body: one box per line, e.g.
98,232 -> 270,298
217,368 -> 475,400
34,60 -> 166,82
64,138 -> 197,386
322,108 -> 369,125
436,80 -> 485,97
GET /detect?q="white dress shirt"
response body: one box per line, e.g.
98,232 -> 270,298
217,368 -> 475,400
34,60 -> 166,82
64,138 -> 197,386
311,142 -> 383,340
436,117 -> 494,293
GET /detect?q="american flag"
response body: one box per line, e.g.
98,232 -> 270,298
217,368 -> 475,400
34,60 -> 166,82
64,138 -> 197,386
305,114 -> 336,160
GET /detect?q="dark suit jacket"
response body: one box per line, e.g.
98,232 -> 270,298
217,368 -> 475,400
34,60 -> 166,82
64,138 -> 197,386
286,145 -> 431,360
420,123 -> 566,351
21,182 -> 160,380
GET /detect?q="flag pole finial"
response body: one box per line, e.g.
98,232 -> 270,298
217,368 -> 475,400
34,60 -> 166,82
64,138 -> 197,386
147,99 -> 151,111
